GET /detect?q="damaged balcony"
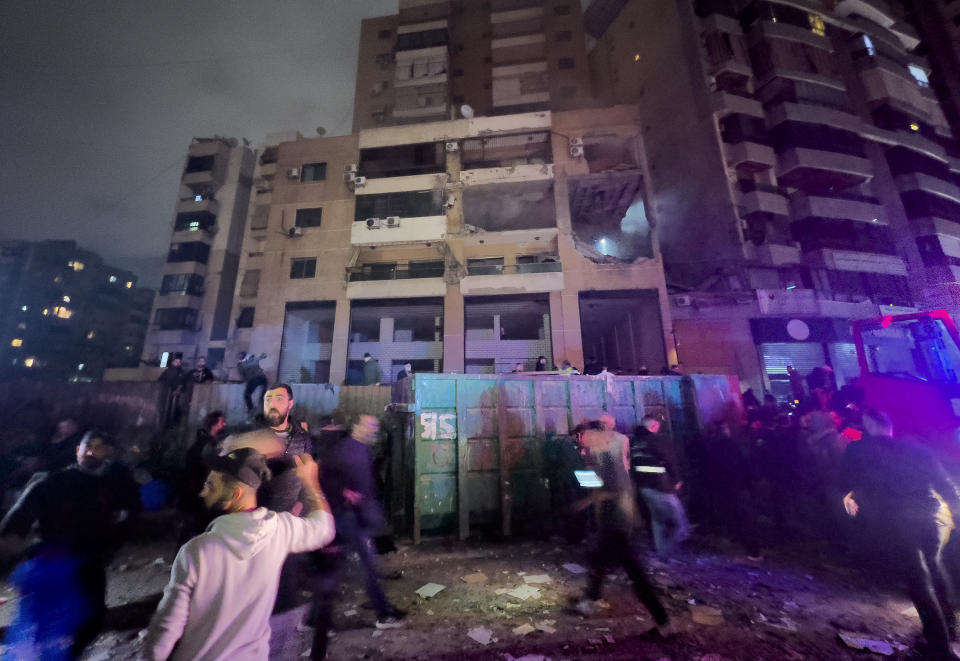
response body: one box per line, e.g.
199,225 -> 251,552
462,179 -> 556,232
460,131 -> 553,187
459,257 -> 563,296
568,171 -> 653,262
346,261 -> 447,299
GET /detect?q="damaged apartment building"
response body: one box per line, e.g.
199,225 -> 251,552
143,0 -> 677,383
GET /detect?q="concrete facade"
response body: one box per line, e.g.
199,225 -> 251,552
586,0 -> 960,395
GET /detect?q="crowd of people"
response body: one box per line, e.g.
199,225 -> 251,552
3,363 -> 960,659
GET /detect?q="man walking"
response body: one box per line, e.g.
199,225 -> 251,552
312,414 -> 405,639
362,353 -> 381,386
143,448 -> 335,661
569,414 -> 673,637
841,408 -> 960,661
1,431 -> 139,659
238,352 -> 269,415
631,415 -> 690,557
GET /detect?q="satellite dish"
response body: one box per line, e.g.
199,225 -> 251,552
316,127 -> 326,136
460,104 -> 474,119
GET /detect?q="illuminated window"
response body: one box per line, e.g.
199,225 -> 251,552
20,305 -> 27,312
86,331 -> 96,339
634,54 -> 640,62
24,357 -> 35,368
17,323 -> 25,329
909,122 -> 920,132
194,194 -> 203,202
42,308 -> 49,316
109,275 -> 118,283
78,363 -> 85,371
53,306 -> 73,319
67,260 -> 85,271
126,281 -> 133,289
908,65 -> 930,87
808,14 -> 826,37
10,338 -> 22,347
62,295 -> 70,303
124,345 -> 132,351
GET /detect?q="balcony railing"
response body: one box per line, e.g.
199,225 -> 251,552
466,261 -> 561,276
348,265 -> 445,281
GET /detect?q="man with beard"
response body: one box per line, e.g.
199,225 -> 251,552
143,448 -> 335,661
0,431 -> 139,659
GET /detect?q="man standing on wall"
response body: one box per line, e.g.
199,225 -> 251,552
362,353 -> 381,386
238,352 -> 269,416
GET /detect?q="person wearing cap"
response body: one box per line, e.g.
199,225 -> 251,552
143,448 -> 334,661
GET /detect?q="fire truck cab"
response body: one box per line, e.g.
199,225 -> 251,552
853,309 -> 960,462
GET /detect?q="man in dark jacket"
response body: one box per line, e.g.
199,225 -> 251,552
312,414 -> 404,639
841,408 -> 960,661
189,356 -> 215,384
631,415 -> 689,557
238,352 -> 269,414
362,353 -> 381,386
0,431 -> 139,658
177,410 -> 226,546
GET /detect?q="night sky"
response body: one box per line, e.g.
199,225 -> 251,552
0,1 -> 397,287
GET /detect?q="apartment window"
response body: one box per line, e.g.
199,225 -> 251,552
556,30 -> 572,42
378,29 -> 392,39
375,53 -> 393,69
160,273 -> 204,296
259,147 -> 278,165
295,207 -> 323,228
908,65 -> 931,87
290,257 -> 317,279
236,307 -> 255,328
154,308 -> 197,331
184,155 -> 214,173
174,210 -> 216,232
554,5 -> 570,15
239,269 -> 261,298
167,241 -> 210,264
354,190 -> 443,221
396,28 -> 449,52
300,162 -> 326,182
558,57 -> 575,70
807,13 -> 826,37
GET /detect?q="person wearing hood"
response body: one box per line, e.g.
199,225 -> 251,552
143,448 -> 335,661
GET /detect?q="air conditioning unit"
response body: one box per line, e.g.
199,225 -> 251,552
344,164 -> 358,174
385,216 -> 401,228
569,137 -> 584,148
288,227 -> 303,238
351,176 -> 367,188
445,141 -> 459,153
674,295 -> 692,307
365,218 -> 382,229
343,172 -> 356,184
569,145 -> 584,158
287,168 -> 300,178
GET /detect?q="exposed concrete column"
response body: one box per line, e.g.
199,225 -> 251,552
549,290 -> 584,370
443,283 -> 464,373
329,296 -> 351,385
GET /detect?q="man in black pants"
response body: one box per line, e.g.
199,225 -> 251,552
0,431 -> 139,658
841,408 -> 960,661
238,351 -> 269,416
569,414 -> 673,638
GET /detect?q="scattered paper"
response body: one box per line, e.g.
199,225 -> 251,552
467,626 -> 495,646
415,583 -> 446,599
562,563 -> 587,574
522,574 -> 551,584
512,623 -> 536,636
837,632 -> 907,656
461,572 -> 488,584
689,605 -> 724,626
506,585 -> 542,601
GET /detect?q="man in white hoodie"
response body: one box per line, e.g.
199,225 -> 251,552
143,447 -> 335,661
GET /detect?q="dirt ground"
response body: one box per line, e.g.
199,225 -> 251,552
0,515 -> 939,661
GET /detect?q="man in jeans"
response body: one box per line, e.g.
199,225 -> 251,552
238,352 -> 269,415
631,415 -> 690,557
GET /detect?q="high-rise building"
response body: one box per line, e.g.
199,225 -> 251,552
142,137 -> 255,372
352,0 -> 594,132
0,240 -> 152,380
586,0 -> 960,396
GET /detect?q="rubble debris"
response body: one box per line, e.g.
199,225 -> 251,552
512,623 -> 536,636
562,563 -> 587,574
461,572 -> 488,584
506,585 -> 542,601
689,604 -> 724,626
415,583 -> 446,599
535,620 -> 557,634
837,632 -> 908,656
467,626 -> 495,646
522,574 -> 551,584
